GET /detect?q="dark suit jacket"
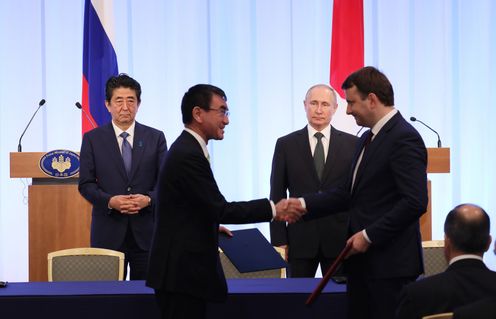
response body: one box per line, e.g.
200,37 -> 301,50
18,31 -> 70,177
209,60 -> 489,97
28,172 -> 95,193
270,126 -> 358,259
396,259 -> 496,319
146,131 -> 273,302
304,112 -> 428,279
79,121 -> 167,251
454,296 -> 496,319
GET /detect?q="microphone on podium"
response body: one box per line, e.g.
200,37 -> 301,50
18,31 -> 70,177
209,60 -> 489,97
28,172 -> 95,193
410,117 -> 442,148
17,99 -> 46,152
75,102 -> 97,129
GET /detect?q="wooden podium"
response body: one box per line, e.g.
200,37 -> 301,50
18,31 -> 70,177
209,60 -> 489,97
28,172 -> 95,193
10,152 -> 92,282
420,148 -> 450,240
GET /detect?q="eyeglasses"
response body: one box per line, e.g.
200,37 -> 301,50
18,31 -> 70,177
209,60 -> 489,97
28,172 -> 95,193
208,107 -> 230,117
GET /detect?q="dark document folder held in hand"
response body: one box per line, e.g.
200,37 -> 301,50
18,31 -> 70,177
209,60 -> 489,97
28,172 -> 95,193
218,228 -> 287,273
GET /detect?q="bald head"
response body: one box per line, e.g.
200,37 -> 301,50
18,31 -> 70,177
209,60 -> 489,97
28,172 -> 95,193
444,204 -> 491,256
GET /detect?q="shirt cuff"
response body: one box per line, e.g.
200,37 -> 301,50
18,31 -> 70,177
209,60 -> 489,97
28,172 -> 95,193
270,200 -> 276,220
298,197 -> 306,209
362,229 -> 372,244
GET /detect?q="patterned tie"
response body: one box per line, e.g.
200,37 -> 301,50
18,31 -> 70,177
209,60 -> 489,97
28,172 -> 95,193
120,132 -> 132,176
351,130 -> 374,190
314,132 -> 325,181
363,130 -> 374,149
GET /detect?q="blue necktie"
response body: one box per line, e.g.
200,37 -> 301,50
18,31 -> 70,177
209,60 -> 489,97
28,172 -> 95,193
120,132 -> 132,176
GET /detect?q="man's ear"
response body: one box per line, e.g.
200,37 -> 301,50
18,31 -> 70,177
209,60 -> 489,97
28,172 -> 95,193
192,106 -> 203,123
484,235 -> 493,252
443,234 -> 451,261
444,234 -> 450,248
367,93 -> 379,109
330,102 -> 338,115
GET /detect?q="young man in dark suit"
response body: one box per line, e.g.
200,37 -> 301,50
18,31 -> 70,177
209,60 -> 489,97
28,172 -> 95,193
79,74 -> 167,280
270,84 -> 358,278
146,84 -> 304,319
396,204 -> 496,319
284,66 -> 428,319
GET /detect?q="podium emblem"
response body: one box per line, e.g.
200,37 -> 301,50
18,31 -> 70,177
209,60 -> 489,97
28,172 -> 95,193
39,150 -> 80,178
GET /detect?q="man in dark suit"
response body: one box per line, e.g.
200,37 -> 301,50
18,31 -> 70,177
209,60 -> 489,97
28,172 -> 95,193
454,297 -> 496,319
284,66 -> 428,319
79,74 -> 167,280
270,84 -> 358,278
146,84 -> 304,319
396,204 -> 496,319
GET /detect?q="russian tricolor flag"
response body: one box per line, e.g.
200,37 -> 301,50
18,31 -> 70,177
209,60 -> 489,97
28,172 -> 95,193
330,0 -> 364,98
82,0 -> 118,134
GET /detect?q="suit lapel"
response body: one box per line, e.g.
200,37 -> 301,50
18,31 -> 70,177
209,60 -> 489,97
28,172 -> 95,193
129,122 -> 145,181
103,123 -> 129,181
180,130 -> 213,174
354,130 -> 377,187
353,113 -> 401,192
321,126 -> 339,182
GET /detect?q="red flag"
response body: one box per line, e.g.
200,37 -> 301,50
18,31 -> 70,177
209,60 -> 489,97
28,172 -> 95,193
330,0 -> 364,98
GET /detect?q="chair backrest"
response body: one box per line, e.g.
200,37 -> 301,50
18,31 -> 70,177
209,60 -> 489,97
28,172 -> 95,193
422,312 -> 453,319
219,246 -> 286,279
422,240 -> 448,277
48,247 -> 125,282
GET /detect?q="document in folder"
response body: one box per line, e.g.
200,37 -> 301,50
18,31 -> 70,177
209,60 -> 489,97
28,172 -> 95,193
218,228 -> 287,273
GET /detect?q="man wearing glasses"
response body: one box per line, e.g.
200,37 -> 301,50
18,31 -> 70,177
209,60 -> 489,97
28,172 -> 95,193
146,84 -> 305,319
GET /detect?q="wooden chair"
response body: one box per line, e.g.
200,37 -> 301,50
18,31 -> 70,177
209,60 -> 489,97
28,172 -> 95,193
48,247 -> 124,281
422,312 -> 453,319
422,240 -> 448,277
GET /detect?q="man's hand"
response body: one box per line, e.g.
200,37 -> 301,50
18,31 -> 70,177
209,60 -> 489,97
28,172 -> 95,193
109,195 -> 136,214
275,198 -> 306,223
218,225 -> 233,237
128,194 -> 151,212
109,194 -> 150,214
345,231 -> 371,258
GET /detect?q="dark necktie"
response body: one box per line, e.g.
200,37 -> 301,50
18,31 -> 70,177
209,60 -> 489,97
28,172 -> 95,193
363,130 -> 374,149
314,132 -> 325,181
351,130 -> 374,190
120,132 -> 132,176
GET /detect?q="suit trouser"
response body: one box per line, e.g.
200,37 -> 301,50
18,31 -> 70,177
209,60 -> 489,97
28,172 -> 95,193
155,290 -> 206,319
346,269 -> 416,319
288,243 -> 344,278
120,225 -> 149,280
289,256 -> 341,278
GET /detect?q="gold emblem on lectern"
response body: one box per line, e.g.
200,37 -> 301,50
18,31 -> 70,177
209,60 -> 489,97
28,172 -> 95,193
52,155 -> 71,173
39,150 -> 80,179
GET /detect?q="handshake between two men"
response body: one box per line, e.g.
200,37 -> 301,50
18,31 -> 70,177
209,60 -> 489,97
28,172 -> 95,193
274,198 -> 307,223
